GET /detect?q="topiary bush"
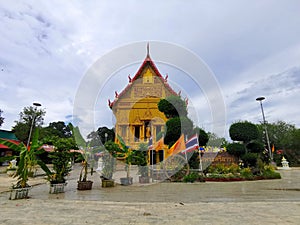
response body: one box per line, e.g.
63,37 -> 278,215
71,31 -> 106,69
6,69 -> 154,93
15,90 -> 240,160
242,152 -> 258,167
246,141 -> 264,154
229,121 -> 259,143
227,143 -> 246,158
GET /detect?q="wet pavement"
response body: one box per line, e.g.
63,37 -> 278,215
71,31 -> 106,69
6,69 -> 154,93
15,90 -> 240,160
0,165 -> 299,224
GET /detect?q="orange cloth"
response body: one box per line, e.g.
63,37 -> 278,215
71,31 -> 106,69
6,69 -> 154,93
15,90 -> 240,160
154,137 -> 164,151
168,134 -> 186,156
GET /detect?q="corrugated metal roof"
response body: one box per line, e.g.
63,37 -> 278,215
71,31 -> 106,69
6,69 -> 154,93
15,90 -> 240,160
0,129 -> 18,140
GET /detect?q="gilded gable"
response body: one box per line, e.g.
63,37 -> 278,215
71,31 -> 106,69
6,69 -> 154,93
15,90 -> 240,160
109,51 -> 178,149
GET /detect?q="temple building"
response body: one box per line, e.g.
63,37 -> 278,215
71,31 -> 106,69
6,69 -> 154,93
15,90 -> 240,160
109,46 -> 179,150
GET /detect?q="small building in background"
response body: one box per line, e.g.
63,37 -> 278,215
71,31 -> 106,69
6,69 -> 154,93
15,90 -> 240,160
0,129 -> 20,165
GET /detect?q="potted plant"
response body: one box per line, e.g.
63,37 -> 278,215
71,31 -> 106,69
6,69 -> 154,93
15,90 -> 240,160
99,141 -> 117,187
77,149 -> 94,190
0,130 -> 46,200
47,139 -> 72,194
138,165 -> 150,183
136,143 -> 150,183
117,135 -> 134,185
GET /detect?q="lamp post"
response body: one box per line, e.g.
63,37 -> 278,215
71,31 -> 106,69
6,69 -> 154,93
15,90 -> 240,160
256,97 -> 272,162
26,102 -> 42,149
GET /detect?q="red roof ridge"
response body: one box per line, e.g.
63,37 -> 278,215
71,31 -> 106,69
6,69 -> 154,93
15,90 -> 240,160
108,46 -> 178,109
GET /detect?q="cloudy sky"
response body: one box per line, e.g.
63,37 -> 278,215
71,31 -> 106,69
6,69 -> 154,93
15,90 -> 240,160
1,0 -> 300,140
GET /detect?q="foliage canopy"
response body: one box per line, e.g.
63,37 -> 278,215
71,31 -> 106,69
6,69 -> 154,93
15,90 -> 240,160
229,121 -> 259,143
158,95 -> 187,118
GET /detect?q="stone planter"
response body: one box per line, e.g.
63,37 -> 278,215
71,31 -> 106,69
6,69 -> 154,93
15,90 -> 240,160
101,179 -> 115,188
49,182 -> 67,194
9,186 -> 31,200
77,181 -> 93,190
120,177 -> 133,186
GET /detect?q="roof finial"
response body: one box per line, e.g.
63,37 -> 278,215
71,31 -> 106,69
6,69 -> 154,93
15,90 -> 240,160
147,42 -> 150,57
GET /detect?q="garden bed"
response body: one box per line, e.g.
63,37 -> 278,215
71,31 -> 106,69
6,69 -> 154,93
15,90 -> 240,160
204,175 -> 280,182
205,177 -> 245,182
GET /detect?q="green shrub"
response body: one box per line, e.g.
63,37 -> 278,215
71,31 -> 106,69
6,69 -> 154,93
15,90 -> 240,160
227,163 -> 240,174
263,164 -> 276,172
262,170 -> 281,179
242,153 -> 258,167
261,164 -> 281,179
208,164 -> 226,174
208,163 -> 240,174
240,167 -> 254,179
183,172 -> 199,183
227,143 -> 246,158
169,165 -> 189,182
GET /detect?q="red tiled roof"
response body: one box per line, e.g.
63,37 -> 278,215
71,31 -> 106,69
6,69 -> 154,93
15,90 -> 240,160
108,54 -> 178,108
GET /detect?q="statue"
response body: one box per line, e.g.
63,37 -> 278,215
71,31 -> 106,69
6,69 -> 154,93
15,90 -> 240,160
146,125 -> 151,138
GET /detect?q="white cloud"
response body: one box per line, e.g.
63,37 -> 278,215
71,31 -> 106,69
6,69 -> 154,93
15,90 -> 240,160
1,0 -> 300,141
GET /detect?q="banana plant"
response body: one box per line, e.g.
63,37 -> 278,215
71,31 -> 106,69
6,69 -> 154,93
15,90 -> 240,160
117,135 -> 134,178
0,129 -> 51,188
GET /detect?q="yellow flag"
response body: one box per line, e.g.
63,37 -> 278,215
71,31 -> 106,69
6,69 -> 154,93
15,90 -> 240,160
272,144 -> 275,153
168,134 -> 186,156
154,137 -> 164,151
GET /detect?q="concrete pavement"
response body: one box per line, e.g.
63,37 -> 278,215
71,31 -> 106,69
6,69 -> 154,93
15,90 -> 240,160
0,165 -> 299,224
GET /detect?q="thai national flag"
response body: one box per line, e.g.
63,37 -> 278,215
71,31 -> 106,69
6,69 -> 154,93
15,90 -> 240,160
182,134 -> 199,153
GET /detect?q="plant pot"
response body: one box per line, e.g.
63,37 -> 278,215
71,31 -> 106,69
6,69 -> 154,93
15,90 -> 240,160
9,186 -> 31,200
77,180 -> 93,190
139,176 -> 150,183
101,179 -> 115,188
120,177 -> 133,186
49,182 -> 67,194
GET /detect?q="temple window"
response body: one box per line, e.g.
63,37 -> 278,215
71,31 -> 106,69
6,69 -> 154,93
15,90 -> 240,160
134,125 -> 141,142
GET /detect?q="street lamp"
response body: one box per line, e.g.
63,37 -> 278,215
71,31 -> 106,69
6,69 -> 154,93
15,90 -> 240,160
256,97 -> 272,162
26,102 -> 42,149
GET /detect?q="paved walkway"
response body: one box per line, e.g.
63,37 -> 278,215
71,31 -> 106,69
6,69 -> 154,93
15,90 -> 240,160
0,165 -> 299,224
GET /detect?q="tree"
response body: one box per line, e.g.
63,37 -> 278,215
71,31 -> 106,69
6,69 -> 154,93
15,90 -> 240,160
257,121 -> 300,166
0,109 -> 4,127
257,121 -> 296,150
12,106 -> 46,143
158,95 -> 194,146
288,128 -> 300,166
164,117 -> 194,146
48,138 -> 73,183
87,131 -> 102,147
194,127 -> 209,146
97,127 -> 115,145
42,121 -> 72,139
227,143 -> 246,158
229,121 -> 259,144
158,95 -> 187,118
206,132 -> 228,147
246,141 -> 264,154
229,121 -> 265,166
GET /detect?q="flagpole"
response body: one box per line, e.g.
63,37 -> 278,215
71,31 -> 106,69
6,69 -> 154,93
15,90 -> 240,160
184,135 -> 188,161
199,148 -> 203,172
151,149 -> 153,170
